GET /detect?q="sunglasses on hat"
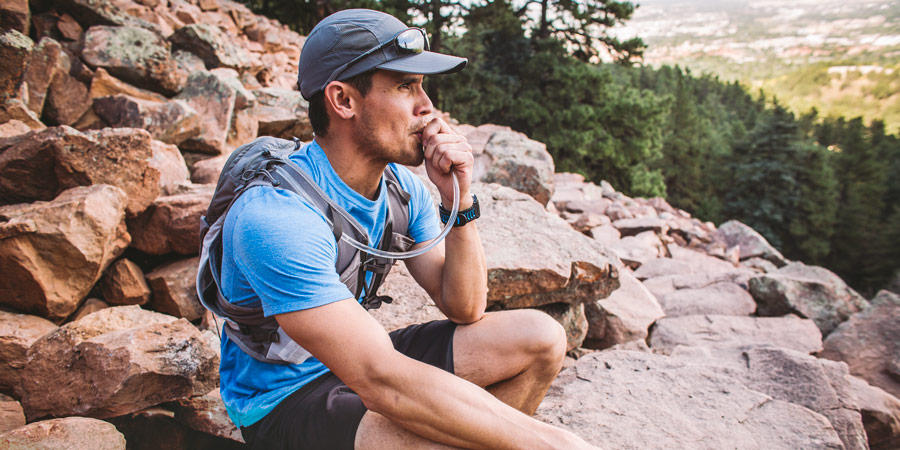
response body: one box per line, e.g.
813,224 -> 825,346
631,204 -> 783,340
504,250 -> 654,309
324,28 -> 430,86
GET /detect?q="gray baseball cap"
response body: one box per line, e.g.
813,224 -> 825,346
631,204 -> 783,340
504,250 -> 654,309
297,9 -> 467,100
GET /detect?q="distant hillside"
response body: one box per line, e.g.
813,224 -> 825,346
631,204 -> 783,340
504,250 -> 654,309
612,0 -> 900,131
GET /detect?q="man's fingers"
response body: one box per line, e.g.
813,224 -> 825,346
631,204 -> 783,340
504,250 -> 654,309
430,145 -> 474,174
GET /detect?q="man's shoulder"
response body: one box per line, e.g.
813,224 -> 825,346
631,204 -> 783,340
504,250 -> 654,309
227,186 -> 331,239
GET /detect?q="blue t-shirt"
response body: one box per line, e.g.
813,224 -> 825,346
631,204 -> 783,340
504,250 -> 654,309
218,140 -> 441,427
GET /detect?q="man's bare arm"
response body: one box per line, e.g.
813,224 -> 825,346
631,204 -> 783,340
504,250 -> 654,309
276,299 -> 593,449
405,116 -> 487,323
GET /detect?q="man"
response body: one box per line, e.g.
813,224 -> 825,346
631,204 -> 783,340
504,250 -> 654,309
219,8 -> 599,449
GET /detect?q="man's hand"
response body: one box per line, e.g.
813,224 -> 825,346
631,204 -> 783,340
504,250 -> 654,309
422,117 -> 474,210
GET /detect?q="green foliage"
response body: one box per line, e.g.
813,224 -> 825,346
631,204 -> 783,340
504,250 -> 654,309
434,0 -> 666,196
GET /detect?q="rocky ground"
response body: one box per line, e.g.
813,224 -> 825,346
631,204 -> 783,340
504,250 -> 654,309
0,0 -> 899,448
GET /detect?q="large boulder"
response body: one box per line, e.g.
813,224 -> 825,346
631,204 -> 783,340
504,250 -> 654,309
19,305 -> 219,420
55,0 -> 161,32
93,95 -> 201,146
0,185 -> 130,322
0,29 -> 32,100
250,87 -> 311,140
80,25 -> 186,95
535,351 -> 843,449
0,417 -> 125,450
821,290 -> 900,399
847,375 -> 900,450
474,183 -> 619,309
716,219 -> 788,267
749,262 -> 869,336
641,269 -> 755,299
169,24 -> 253,71
0,126 -> 160,217
146,257 -> 206,321
739,347 -> 867,450
174,71 -> 237,154
0,312 -> 57,393
656,281 -> 756,317
128,183 -> 213,255
472,126 -> 555,206
649,314 -> 823,357
583,270 -> 664,350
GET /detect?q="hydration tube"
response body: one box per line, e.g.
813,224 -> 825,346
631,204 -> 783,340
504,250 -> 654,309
341,171 -> 460,259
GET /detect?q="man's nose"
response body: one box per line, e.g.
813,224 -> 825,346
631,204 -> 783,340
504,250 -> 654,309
414,85 -> 433,117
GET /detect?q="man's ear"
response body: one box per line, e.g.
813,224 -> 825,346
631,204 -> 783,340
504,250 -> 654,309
323,81 -> 357,120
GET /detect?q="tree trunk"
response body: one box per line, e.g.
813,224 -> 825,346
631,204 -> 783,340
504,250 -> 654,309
427,0 -> 444,103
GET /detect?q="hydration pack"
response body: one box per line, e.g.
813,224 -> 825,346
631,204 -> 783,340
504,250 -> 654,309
196,137 -> 415,365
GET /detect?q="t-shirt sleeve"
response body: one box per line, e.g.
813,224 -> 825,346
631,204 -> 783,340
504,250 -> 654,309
394,166 -> 441,243
228,187 -> 354,317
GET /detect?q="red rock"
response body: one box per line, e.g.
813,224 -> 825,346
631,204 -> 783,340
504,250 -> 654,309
99,259 -> 151,306
716,219 -> 788,267
584,270 -> 664,349
368,262 -> 445,331
649,314 -> 823,357
190,154 -> 227,184
0,417 -> 125,449
146,257 -> 205,321
0,0 -> 29,35
657,281 -> 756,317
589,224 -> 620,248
821,290 -> 900,399
81,25 -> 187,95
847,375 -> 900,449
609,231 -> 664,269
225,108 -> 259,152
0,185 -> 130,322
475,183 -> 619,309
750,262 -> 869,335
198,0 -> 219,11
0,29 -> 32,101
89,68 -> 167,102
70,298 -> 110,322
93,95 -> 202,146
42,53 -> 90,126
149,140 -> 190,195
611,217 -> 669,236
0,99 -> 43,130
0,119 -> 30,138
0,394 -> 24,434
169,24 -> 252,71
539,303 -> 587,352
22,37 -> 63,116
128,184 -> 213,255
0,126 -> 161,216
171,389 -> 243,443
20,305 -> 219,420
55,13 -> 82,41
0,311 -> 57,392
251,87 -> 312,140
175,71 -> 237,154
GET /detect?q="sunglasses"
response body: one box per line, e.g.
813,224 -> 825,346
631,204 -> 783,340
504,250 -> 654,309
324,28 -> 430,87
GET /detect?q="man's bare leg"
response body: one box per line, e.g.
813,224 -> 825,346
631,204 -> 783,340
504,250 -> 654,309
355,309 -> 567,448
452,309 -> 567,414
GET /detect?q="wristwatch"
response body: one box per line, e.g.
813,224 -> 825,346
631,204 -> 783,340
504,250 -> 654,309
440,195 -> 480,227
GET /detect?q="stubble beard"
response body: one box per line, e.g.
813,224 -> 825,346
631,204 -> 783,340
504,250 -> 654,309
355,109 -> 425,167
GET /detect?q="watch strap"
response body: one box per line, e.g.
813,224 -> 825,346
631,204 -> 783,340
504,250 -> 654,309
440,195 -> 480,227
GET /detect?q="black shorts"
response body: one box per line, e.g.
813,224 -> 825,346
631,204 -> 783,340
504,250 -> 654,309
240,319 -> 457,450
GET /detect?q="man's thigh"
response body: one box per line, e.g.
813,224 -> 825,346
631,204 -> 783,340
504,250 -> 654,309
242,319 -> 457,450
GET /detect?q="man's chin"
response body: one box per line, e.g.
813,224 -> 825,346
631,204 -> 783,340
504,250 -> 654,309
396,148 -> 425,167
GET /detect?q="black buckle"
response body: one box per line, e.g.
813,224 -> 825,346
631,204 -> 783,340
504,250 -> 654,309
362,295 -> 393,310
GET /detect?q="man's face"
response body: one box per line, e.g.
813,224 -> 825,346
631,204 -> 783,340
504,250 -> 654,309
352,70 -> 433,167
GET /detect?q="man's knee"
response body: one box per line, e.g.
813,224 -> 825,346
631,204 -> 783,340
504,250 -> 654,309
497,309 -> 567,368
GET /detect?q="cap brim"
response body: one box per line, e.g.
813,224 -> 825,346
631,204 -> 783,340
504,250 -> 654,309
377,51 -> 467,75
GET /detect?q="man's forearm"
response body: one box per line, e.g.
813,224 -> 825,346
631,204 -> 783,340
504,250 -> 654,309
438,216 -> 487,323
